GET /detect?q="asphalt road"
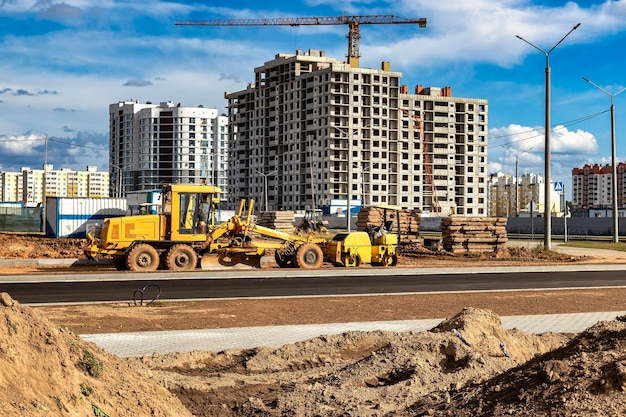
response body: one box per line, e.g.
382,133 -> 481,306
5,265 -> 626,304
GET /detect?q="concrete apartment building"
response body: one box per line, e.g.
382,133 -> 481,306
572,163 -> 626,216
0,165 -> 109,205
225,49 -> 488,215
109,100 -> 228,199
488,173 -> 547,217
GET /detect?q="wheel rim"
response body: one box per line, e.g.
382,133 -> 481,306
173,253 -> 190,267
303,250 -> 318,265
137,254 -> 152,267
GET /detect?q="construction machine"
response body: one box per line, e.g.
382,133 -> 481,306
84,183 -> 222,271
84,184 -> 400,271
322,204 -> 401,267
84,186 -> 329,271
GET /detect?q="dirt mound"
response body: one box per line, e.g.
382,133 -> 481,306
0,233 -> 84,259
408,316 -> 626,416
0,292 -> 193,417
7,290 -> 626,417
138,307 -> 569,417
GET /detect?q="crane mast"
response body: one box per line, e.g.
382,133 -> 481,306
175,15 -> 427,68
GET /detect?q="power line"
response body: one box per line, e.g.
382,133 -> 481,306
48,137 -> 108,151
0,135 -> 108,151
490,109 -> 610,149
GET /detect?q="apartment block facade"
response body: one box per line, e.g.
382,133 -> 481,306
225,49 -> 488,215
109,100 -> 228,199
488,173 -> 546,217
572,163 -> 626,213
0,165 -> 109,205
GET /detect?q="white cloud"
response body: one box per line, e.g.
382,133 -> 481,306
357,0 -> 626,69
488,123 -> 599,182
0,131 -> 45,157
490,123 -> 598,155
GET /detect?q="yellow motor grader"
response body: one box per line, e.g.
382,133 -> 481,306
83,183 -> 330,271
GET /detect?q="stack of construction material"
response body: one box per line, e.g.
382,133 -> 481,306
440,217 -> 508,254
400,209 -> 421,243
255,211 -> 295,232
356,207 -> 421,242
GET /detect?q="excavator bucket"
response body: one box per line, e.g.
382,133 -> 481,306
200,253 -> 276,270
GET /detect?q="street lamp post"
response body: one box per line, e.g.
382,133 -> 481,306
510,146 -> 534,217
516,23 -> 581,250
255,169 -> 277,212
582,77 -> 625,243
108,162 -> 124,198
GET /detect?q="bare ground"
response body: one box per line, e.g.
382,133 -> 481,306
3,232 -> 626,416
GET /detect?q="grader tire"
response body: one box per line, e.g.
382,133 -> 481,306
165,244 -> 198,271
126,244 -> 159,272
295,243 -> 323,270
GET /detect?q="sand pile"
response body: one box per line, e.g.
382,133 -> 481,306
0,292 -> 193,417
141,308 -> 569,416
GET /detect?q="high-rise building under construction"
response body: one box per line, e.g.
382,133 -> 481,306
225,49 -> 488,216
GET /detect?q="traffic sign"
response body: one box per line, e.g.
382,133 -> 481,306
554,181 -> 563,192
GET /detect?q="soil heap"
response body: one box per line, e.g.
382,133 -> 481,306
0,292 -> 193,417
139,308 -> 570,416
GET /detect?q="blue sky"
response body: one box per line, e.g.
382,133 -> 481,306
1,0 -> 626,198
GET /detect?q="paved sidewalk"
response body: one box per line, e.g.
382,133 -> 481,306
82,311 -> 626,357
509,240 -> 626,259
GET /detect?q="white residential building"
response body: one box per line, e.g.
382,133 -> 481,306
109,100 -> 228,200
0,165 -> 109,205
488,172 -> 558,217
225,49 -> 488,215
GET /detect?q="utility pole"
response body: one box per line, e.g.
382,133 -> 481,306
516,23 -> 581,250
255,169 -> 277,212
582,77 -> 625,243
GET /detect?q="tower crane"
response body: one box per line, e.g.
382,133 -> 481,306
175,15 -> 427,68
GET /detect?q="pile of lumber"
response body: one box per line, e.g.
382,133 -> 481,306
256,211 -> 295,232
356,207 -> 421,242
440,217 -> 508,254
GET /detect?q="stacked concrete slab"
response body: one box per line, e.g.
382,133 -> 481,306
356,207 -> 421,242
440,217 -> 508,254
256,211 -> 295,232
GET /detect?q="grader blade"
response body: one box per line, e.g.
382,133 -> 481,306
200,253 -> 276,270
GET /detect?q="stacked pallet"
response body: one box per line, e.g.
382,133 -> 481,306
356,207 -> 421,242
401,209 -> 421,243
256,211 -> 295,232
440,217 -> 508,254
